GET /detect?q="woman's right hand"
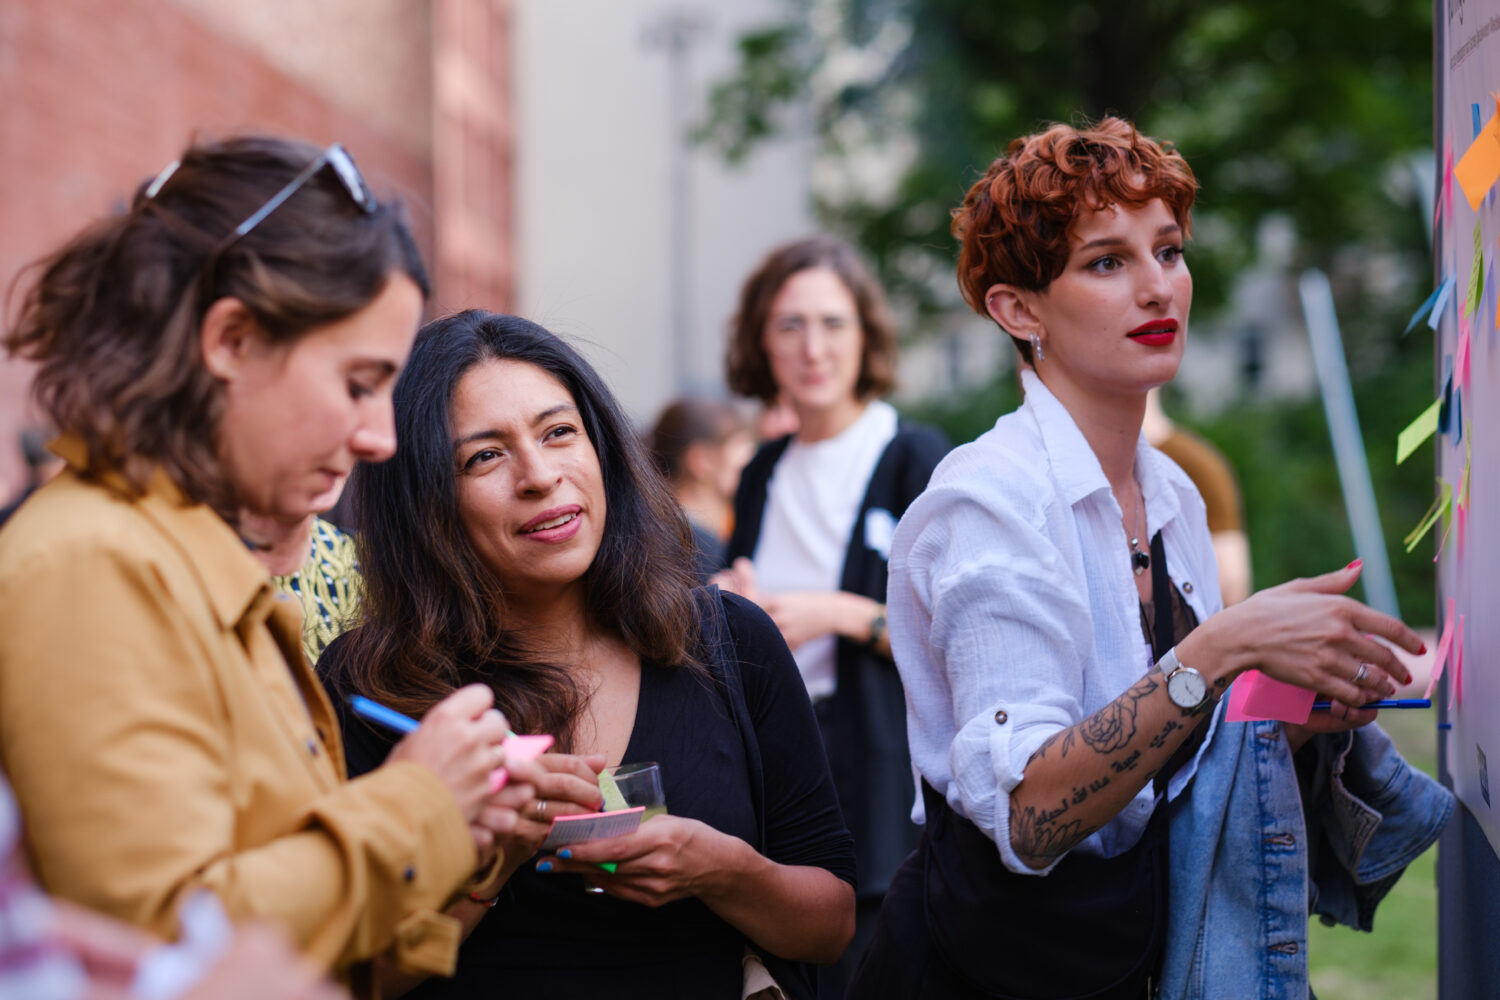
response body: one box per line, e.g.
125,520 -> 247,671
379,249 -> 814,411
1180,560 -> 1423,707
385,684 -> 512,827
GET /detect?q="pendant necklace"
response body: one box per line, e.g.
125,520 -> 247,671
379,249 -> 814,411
1129,483 -> 1150,575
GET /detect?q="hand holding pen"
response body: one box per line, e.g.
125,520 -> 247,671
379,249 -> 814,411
378,685 -> 545,859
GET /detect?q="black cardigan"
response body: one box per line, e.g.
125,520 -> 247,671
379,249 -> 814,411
726,418 -> 950,898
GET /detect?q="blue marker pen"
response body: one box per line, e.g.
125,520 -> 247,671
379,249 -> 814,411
1311,698 -> 1432,710
348,694 -> 420,734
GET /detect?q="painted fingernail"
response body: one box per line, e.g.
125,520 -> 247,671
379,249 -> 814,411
536,861 -> 553,873
558,849 -> 572,860
1345,559 -> 1363,570
1419,643 -> 1428,654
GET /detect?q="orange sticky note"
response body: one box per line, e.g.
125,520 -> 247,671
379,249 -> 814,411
1455,115 -> 1500,211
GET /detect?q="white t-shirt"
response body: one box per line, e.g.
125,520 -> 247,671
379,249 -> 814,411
755,400 -> 899,699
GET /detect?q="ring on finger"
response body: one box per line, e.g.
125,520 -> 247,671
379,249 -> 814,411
535,799 -> 548,821
1353,663 -> 1369,686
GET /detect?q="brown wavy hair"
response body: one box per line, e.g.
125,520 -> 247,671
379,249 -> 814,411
725,234 -> 898,403
952,117 -> 1198,364
3,134 -> 429,517
327,311 -> 703,748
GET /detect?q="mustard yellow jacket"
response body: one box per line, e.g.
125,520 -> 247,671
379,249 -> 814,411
0,440 -> 475,987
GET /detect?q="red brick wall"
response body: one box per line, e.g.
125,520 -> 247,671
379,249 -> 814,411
0,0 -> 442,498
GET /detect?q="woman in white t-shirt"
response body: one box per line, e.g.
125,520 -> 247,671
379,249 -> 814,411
715,235 -> 949,998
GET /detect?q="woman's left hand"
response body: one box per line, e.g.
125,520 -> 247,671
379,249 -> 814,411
538,815 -> 733,907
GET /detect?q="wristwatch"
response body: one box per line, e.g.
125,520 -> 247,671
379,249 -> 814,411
1158,646 -> 1212,713
868,605 -> 888,646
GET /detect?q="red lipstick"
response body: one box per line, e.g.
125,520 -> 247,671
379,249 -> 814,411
1127,319 -> 1178,347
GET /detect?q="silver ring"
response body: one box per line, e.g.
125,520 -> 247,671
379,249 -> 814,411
1353,663 -> 1369,686
535,799 -> 548,820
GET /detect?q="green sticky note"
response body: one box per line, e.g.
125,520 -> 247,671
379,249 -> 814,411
598,770 -> 628,812
1404,482 -> 1453,553
1396,399 -> 1442,465
1468,220 -> 1486,318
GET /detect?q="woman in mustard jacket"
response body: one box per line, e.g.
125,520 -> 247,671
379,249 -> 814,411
0,136 -> 572,994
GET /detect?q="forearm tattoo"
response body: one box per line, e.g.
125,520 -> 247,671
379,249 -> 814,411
1012,672 -> 1182,869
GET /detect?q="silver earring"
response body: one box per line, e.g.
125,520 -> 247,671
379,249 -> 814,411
1030,331 -> 1045,362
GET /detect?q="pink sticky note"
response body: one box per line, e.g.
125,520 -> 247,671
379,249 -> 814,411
1458,503 -> 1468,558
1445,134 -> 1455,227
488,732 -> 555,792
1424,598 -> 1457,699
1458,315 -> 1472,392
1453,614 -> 1466,710
1224,670 -> 1315,724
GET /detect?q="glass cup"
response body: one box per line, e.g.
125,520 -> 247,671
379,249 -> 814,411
584,761 -> 666,894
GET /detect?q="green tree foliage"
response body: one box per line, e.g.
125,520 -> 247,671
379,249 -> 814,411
709,0 -> 1441,618
700,0 -> 1433,321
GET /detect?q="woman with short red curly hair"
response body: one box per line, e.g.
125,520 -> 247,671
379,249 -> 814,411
847,118 -> 1451,1000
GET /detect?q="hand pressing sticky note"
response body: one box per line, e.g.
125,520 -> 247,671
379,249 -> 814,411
1455,113 -> 1500,211
1224,670 -> 1315,725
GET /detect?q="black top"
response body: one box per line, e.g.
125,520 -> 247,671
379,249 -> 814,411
319,591 -> 855,1000
726,419 -> 949,899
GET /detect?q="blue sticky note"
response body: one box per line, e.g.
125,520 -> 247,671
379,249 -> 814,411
1475,103 -> 1484,141
1429,274 -> 1456,331
1405,284 -> 1444,335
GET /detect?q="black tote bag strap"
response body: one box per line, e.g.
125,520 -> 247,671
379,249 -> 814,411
1148,530 -> 1172,663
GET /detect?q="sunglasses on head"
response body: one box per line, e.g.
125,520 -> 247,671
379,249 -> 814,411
144,143 -> 376,246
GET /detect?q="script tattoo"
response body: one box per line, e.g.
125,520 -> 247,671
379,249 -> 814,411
1148,718 -> 1183,749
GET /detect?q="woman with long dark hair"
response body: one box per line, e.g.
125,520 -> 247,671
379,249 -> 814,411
320,310 -> 855,999
849,118 -> 1453,1000
717,234 -> 949,994
0,136 -> 545,994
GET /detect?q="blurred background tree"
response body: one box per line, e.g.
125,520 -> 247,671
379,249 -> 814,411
700,0 -> 1439,623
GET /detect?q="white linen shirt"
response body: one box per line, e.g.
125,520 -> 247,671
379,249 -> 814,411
888,369 -> 1224,876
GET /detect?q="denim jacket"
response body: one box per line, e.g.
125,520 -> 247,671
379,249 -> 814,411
1159,713 -> 1453,1000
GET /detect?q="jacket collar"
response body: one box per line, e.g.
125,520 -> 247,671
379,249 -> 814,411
50,434 -> 272,630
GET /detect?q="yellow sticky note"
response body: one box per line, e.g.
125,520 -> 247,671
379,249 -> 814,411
1404,481 -> 1453,553
1396,398 -> 1442,465
1455,114 -> 1500,211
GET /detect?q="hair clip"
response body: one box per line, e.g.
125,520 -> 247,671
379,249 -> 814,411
144,160 -> 181,200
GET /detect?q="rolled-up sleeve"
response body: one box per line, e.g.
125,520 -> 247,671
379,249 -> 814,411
892,483 -> 1094,876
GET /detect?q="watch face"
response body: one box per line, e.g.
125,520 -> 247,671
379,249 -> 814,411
1168,668 -> 1207,708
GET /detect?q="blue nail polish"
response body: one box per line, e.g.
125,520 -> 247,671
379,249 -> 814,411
536,861 -> 553,872
558,849 -> 572,860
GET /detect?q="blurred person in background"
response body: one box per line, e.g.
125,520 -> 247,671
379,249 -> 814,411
646,396 -> 754,582
850,117 -> 1451,1000
0,135 -> 546,996
715,234 -> 949,997
0,425 -> 65,526
244,491 -> 364,664
320,311 -> 855,999
1142,387 -> 1251,604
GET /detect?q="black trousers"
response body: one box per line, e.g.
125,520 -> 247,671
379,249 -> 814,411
847,847 -> 1157,1000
